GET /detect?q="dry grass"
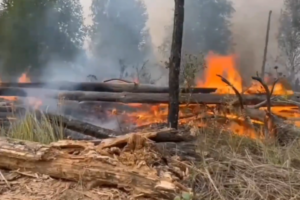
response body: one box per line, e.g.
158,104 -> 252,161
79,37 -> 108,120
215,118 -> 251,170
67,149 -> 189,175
1,111 -> 64,144
185,125 -> 300,200
2,107 -> 300,199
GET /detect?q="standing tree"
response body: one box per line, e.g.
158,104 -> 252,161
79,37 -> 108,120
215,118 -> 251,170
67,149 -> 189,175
0,0 -> 86,79
90,0 -> 152,79
278,0 -> 300,83
168,0 -> 184,129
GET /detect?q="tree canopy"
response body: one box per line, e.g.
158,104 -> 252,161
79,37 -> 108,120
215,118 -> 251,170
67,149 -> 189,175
0,0 -> 86,79
89,0 -> 152,69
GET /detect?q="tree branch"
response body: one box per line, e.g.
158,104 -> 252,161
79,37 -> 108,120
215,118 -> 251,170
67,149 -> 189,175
217,74 -> 244,109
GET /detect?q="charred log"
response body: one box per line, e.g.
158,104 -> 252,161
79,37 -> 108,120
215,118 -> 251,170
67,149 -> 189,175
43,113 -> 118,139
48,91 -> 300,105
0,82 -> 216,93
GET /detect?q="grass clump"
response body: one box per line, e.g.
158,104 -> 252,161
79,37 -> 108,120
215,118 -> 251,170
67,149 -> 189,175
3,111 -> 64,144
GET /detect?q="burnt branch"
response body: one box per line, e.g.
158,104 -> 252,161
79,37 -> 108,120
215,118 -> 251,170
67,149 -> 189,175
252,77 -> 279,113
217,74 -> 244,109
252,77 -> 272,113
103,78 -> 134,84
270,78 -> 280,96
252,76 -> 279,138
249,79 -> 279,109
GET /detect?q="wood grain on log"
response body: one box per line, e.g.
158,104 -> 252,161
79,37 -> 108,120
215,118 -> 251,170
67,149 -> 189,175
0,135 -> 189,198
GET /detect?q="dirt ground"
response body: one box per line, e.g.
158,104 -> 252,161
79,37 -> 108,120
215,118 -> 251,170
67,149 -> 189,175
0,170 -> 132,200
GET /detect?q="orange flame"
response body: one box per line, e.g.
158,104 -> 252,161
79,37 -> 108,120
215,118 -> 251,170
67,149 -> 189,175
111,53 -> 298,140
18,73 -> 30,83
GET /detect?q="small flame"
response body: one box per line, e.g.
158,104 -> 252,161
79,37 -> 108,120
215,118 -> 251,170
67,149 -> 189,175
18,73 -> 30,83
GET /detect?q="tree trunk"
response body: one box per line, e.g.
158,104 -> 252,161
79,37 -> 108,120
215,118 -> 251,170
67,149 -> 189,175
168,0 -> 185,129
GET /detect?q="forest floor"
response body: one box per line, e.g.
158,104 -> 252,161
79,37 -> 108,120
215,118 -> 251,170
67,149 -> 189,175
1,124 -> 300,200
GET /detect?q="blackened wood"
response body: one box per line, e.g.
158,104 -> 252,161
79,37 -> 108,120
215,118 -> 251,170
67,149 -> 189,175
261,10 -> 272,78
0,82 -> 216,93
44,113 -> 118,139
52,91 -> 300,105
167,0 -> 185,128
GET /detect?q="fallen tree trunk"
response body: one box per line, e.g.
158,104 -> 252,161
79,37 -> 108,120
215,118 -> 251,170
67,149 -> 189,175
49,91 -> 300,105
0,132 -> 190,198
0,82 -> 216,93
44,113 -> 118,139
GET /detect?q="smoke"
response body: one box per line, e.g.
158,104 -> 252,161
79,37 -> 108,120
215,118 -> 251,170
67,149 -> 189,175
145,0 -> 285,79
231,0 -> 284,79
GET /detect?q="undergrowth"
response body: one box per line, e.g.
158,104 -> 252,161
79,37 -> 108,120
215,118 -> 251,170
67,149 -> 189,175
182,125 -> 300,200
1,111 -> 64,144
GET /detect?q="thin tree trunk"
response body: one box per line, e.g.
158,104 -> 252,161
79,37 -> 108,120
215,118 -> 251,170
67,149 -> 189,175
261,10 -> 272,78
168,0 -> 185,129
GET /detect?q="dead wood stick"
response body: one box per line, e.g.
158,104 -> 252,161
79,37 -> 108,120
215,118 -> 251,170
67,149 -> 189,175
0,82 -> 216,93
43,113 -> 118,139
0,137 -> 186,198
217,74 -> 244,109
261,10 -> 272,78
252,76 -> 279,137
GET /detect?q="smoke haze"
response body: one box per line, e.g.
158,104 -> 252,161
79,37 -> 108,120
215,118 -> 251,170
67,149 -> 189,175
39,0 -> 286,83
144,0 -> 284,77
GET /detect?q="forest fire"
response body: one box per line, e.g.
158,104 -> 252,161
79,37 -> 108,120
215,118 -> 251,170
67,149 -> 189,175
115,53 -> 300,139
0,53 -> 298,140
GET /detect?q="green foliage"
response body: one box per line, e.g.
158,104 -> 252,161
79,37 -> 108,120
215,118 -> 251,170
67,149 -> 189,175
182,54 -> 206,87
174,192 -> 193,200
0,0 -> 86,78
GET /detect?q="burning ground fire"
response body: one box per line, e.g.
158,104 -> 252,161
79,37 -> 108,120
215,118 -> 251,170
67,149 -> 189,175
112,53 -> 299,139
0,73 -> 42,108
0,52 -> 299,140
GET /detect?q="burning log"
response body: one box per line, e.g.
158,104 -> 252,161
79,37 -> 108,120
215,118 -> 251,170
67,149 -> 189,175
51,91 -> 300,105
0,134 -> 190,198
0,81 -> 216,93
44,113 -> 118,139
216,74 -> 300,144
